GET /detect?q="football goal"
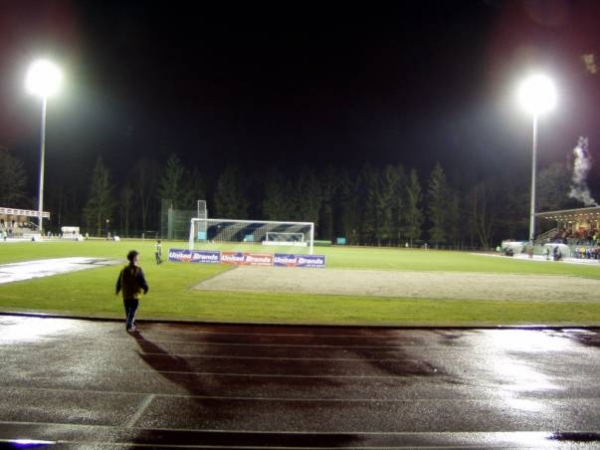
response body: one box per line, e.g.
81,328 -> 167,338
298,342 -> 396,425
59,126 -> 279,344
190,218 -> 315,254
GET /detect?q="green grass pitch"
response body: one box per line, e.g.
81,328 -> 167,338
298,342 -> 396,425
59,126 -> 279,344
0,239 -> 599,327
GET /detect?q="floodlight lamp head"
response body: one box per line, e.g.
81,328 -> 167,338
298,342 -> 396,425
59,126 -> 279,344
518,74 -> 557,115
25,59 -> 62,98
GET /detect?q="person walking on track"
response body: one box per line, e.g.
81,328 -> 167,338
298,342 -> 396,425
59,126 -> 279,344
115,250 -> 149,332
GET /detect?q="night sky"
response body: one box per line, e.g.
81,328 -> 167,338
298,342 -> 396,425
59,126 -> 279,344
1,0 -> 600,190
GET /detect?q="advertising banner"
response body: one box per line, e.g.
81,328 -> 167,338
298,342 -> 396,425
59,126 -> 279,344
274,254 -> 326,268
168,249 -> 221,264
167,249 -> 325,268
221,252 -> 274,266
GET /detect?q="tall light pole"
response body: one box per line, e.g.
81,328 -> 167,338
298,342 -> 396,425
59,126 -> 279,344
518,74 -> 556,244
25,59 -> 62,235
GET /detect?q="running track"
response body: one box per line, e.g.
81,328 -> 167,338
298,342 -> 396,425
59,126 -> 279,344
1,315 -> 599,448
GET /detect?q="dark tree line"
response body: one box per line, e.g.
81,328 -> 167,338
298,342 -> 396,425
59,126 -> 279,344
0,148 -> 28,208
1,147 -> 584,248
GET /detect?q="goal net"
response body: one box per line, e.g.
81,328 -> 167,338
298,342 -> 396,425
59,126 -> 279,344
190,218 -> 314,254
265,232 -> 305,243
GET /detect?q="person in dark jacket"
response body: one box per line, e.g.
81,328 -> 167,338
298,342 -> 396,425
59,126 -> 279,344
116,250 -> 149,332
155,239 -> 163,265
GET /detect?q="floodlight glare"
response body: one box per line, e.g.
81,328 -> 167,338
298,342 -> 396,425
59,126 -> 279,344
25,58 -> 63,235
25,59 -> 62,98
518,74 -> 556,115
517,73 -> 557,244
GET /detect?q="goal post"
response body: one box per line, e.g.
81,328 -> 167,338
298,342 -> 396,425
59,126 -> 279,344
190,218 -> 315,254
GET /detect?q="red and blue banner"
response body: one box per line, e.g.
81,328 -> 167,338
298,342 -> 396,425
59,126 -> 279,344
168,249 -> 220,263
168,249 -> 326,268
274,254 -> 326,268
221,252 -> 273,266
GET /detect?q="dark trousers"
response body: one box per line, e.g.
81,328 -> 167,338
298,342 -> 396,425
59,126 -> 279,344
123,298 -> 139,330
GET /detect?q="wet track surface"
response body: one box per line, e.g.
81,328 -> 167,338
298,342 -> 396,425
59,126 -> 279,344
0,315 -> 599,448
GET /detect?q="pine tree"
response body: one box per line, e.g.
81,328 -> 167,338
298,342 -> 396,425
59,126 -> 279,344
427,162 -> 449,245
262,168 -> 292,220
133,158 -> 160,232
0,149 -> 28,208
157,154 -> 190,209
294,166 -> 322,225
83,157 -> 115,236
401,169 -> 423,246
119,183 -> 134,237
214,164 -> 249,219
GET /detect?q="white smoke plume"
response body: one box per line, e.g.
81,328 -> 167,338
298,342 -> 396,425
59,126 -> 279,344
582,53 -> 597,74
568,137 -> 598,206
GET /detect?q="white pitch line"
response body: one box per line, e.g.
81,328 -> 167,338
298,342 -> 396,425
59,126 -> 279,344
0,257 -> 121,284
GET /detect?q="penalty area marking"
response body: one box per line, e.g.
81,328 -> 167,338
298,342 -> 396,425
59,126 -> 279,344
0,257 -> 122,285
193,266 -> 600,302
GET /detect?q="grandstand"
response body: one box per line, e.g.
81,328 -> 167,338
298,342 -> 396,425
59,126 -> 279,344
536,206 -> 599,260
537,206 -> 600,244
0,207 -> 50,238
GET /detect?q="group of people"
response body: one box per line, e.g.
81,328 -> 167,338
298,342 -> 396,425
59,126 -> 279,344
0,219 -> 34,239
555,227 -> 599,246
114,239 -> 163,333
573,245 -> 600,259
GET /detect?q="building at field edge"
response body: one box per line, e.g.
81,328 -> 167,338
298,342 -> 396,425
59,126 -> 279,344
0,206 -> 50,237
537,206 -> 600,243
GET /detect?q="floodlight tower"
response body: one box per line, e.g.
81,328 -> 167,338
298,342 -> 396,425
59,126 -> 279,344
25,59 -> 62,235
518,74 -> 557,244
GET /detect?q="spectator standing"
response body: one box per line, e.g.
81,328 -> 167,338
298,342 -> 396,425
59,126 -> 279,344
155,239 -> 163,265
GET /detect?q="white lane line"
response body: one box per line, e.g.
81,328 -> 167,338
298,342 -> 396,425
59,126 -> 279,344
134,341 -> 414,349
20,369 -> 431,381
5,385 -> 597,404
145,330 -> 412,338
137,353 -> 420,362
125,394 -> 155,428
